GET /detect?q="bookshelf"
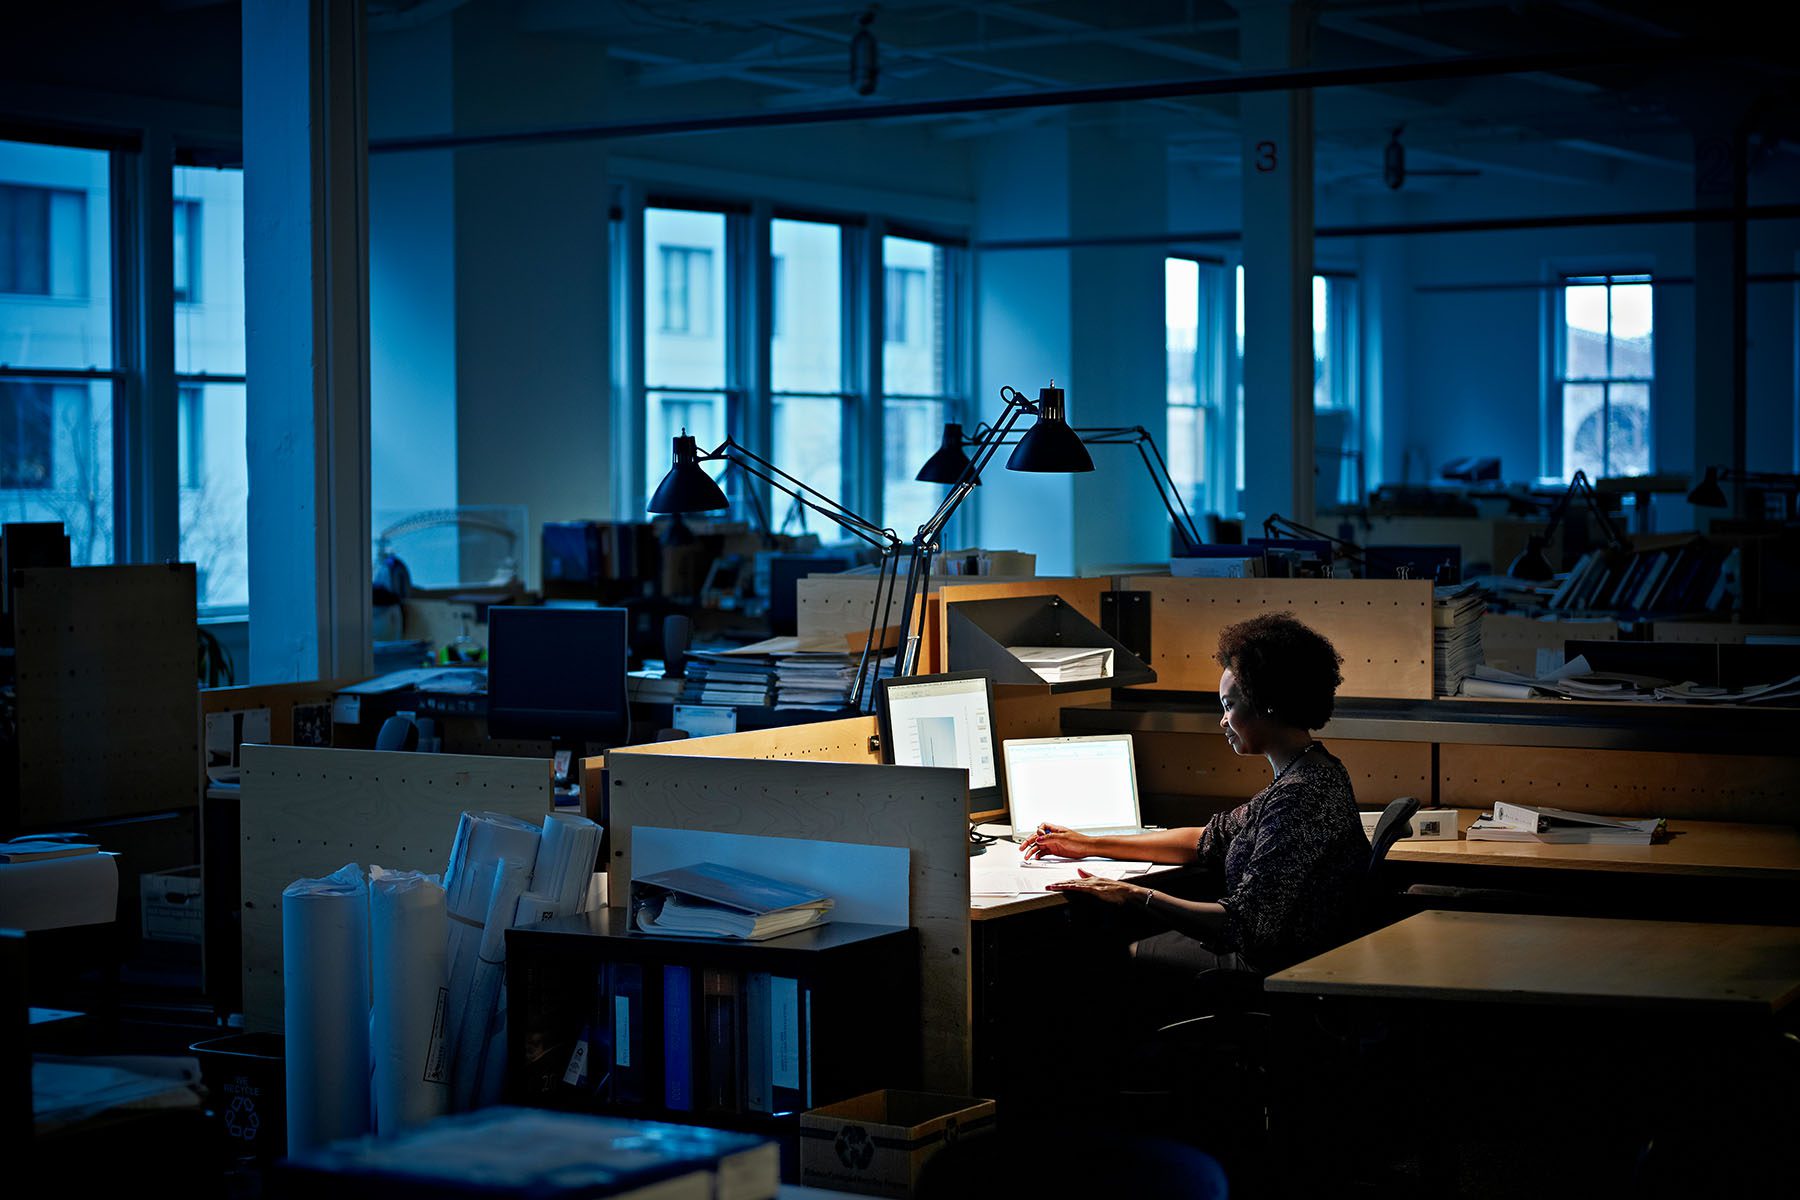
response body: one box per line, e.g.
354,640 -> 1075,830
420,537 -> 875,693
506,910 -> 918,1150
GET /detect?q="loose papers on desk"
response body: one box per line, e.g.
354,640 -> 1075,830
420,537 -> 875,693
971,859 -> 1155,896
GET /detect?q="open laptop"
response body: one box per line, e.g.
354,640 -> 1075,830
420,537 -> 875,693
1003,734 -> 1150,841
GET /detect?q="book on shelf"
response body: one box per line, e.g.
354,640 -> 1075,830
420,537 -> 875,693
702,968 -> 740,1115
0,837 -> 100,863
1469,801 -> 1664,844
282,1106 -> 779,1200
632,863 -> 835,941
662,964 -> 695,1113
1007,644 -> 1114,683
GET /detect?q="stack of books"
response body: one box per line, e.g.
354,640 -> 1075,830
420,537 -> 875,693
1007,645 -> 1114,683
1466,800 -> 1663,844
1432,580 -> 1486,697
680,650 -> 777,708
1547,539 -> 1737,617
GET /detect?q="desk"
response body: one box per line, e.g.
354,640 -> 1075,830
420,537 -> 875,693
1267,909 -> 1800,1012
1388,809 -> 1800,881
1265,911 -> 1800,1192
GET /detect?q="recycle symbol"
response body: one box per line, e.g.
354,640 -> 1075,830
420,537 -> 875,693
834,1124 -> 875,1171
224,1095 -> 261,1141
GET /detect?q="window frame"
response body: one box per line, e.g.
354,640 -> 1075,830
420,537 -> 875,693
1550,271 -> 1655,481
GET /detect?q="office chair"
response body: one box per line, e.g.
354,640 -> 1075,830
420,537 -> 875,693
1126,797 -> 1422,1176
375,715 -> 419,752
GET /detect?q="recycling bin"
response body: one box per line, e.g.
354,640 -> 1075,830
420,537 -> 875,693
191,1031 -> 286,1159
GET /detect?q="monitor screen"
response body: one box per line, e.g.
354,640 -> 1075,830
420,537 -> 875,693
486,605 -> 630,745
876,671 -> 1002,817
1002,735 -> 1141,836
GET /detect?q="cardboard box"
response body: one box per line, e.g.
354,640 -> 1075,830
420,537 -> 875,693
140,864 -> 203,943
799,1090 -> 996,1198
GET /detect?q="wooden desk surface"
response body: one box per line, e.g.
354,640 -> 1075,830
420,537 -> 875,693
1267,910 -> 1800,1013
967,834 -> 1183,921
1387,809 -> 1800,880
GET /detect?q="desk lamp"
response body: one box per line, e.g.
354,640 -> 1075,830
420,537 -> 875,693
1505,470 -> 1630,581
915,392 -> 1203,555
1687,466 -> 1800,521
648,431 -> 903,708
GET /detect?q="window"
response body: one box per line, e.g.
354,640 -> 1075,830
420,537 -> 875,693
172,199 -> 201,304
658,244 -> 713,336
1227,265 -> 1360,511
884,266 -> 925,345
1,139 -> 114,567
1166,258 -> 1231,519
1,381 -> 54,487
174,165 -> 248,610
882,235 -> 961,540
645,208 -> 730,512
770,218 -> 847,520
1558,273 -> 1652,480
1,182 -> 87,298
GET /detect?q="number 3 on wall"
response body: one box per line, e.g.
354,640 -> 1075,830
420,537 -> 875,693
1254,141 -> 1278,173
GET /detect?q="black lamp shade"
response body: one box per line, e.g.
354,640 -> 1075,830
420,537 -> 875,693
1687,467 -> 1728,508
1506,534 -> 1556,582
1006,385 -> 1094,473
916,423 -> 977,484
648,434 -> 728,514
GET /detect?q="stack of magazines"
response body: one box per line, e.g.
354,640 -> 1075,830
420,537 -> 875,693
1432,581 -> 1486,697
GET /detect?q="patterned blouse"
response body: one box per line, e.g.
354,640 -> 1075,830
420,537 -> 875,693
1193,744 -> 1369,971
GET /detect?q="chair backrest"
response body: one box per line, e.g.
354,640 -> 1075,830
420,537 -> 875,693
375,715 -> 419,752
1358,795 -> 1420,933
1367,795 -> 1420,875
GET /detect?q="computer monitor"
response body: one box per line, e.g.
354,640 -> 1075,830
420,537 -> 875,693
875,670 -> 1003,821
486,605 -> 630,752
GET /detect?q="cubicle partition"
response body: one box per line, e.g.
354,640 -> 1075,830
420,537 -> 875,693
603,747 -> 973,1092
237,745 -> 552,1032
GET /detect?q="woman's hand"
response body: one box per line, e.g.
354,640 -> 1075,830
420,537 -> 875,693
1019,823 -> 1100,861
1045,869 -> 1150,906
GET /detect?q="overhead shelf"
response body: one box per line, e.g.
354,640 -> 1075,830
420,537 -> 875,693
1060,691 -> 1797,755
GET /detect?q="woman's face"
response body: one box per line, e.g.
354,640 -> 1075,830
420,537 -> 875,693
1218,667 -> 1268,757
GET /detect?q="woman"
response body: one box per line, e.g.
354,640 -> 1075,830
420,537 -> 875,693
1021,611 -> 1367,975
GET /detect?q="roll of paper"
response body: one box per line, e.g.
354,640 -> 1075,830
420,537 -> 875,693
529,813 -> 604,918
442,811 -> 541,1103
450,858 -> 530,1110
369,867 -> 449,1137
283,863 -> 371,1155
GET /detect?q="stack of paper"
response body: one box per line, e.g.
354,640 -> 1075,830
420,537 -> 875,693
1008,645 -> 1114,683
1432,581 -> 1486,697
1468,800 -> 1663,844
1653,675 -> 1800,705
1457,655 -> 1665,702
680,649 -> 778,707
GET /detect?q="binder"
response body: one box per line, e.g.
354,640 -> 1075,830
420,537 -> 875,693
743,972 -> 771,1114
662,964 -> 695,1112
607,961 -> 646,1105
702,968 -> 740,1114
769,975 -> 806,1115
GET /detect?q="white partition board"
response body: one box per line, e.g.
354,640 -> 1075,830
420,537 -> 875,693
606,751 -> 971,1092
239,744 -> 551,1032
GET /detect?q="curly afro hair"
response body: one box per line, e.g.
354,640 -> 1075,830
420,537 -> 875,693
1214,612 -> 1345,730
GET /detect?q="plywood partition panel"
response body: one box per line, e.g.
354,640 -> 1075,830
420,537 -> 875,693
238,746 -> 552,1032
202,678 -> 356,744
1481,613 -> 1619,676
11,564 -> 199,827
605,753 -> 972,1092
1439,744 -> 1800,824
600,716 -> 881,766
1122,577 -> 1433,698
1132,732 -> 1432,809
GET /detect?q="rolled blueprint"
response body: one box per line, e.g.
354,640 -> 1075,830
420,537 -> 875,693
442,811 -> 541,1105
450,858 -> 530,1110
369,867 -> 449,1137
283,863 -> 371,1155
529,813 -> 604,918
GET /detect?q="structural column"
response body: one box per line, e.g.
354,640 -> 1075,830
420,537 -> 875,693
244,0 -> 373,681
1692,124 -> 1748,517
1238,0 -> 1316,528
